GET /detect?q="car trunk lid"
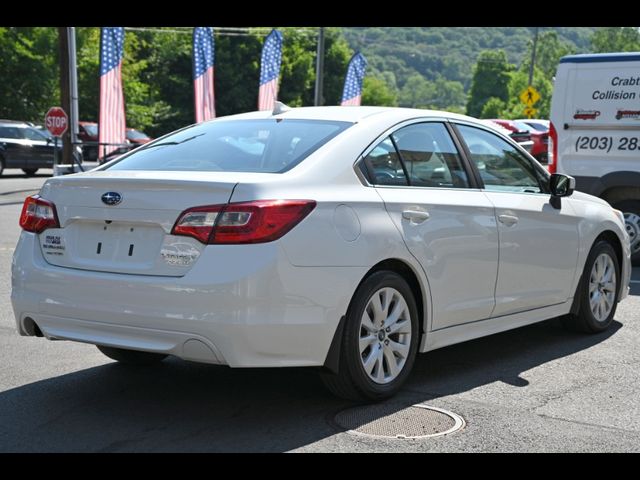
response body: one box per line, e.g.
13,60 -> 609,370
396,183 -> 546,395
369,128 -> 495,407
37,171 -> 241,277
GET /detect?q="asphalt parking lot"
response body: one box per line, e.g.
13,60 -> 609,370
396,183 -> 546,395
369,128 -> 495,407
1,169 -> 639,452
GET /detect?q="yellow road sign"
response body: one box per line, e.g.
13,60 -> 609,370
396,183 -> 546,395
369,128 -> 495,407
523,107 -> 538,119
520,86 -> 541,107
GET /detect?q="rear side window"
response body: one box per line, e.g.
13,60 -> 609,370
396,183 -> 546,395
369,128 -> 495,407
362,137 -> 408,186
0,126 -> 21,139
392,123 -> 470,188
106,119 -> 351,173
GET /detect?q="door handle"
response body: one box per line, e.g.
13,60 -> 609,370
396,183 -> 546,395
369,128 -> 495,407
498,214 -> 519,226
402,210 -> 430,224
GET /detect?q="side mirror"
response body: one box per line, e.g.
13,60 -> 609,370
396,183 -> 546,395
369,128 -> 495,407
549,173 -> 575,197
549,173 -> 575,209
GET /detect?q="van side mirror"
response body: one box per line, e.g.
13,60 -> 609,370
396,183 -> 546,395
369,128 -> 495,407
549,173 -> 575,209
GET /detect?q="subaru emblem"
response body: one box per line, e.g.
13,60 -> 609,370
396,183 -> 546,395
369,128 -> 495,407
101,192 -> 122,206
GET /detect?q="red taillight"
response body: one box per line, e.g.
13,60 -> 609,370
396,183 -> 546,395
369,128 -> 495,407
172,200 -> 316,245
548,121 -> 558,173
19,195 -> 60,233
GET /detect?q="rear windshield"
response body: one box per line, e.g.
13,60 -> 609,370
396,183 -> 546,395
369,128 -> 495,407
106,119 -> 352,173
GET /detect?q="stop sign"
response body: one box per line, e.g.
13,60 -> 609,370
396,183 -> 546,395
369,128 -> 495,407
44,107 -> 68,137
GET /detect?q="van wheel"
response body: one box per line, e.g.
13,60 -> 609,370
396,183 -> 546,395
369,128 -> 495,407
612,200 -> 640,265
564,240 -> 620,333
320,271 -> 419,402
97,345 -> 168,365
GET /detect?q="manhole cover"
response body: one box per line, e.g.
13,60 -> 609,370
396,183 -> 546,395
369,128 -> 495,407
333,403 -> 464,439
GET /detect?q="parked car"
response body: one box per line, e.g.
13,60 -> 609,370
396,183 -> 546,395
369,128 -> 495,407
77,121 -> 99,162
489,119 -> 549,164
126,128 -> 153,146
517,119 -> 549,133
12,107 -> 631,401
32,124 -> 84,165
480,119 -> 534,154
0,120 -> 80,176
79,122 -> 151,162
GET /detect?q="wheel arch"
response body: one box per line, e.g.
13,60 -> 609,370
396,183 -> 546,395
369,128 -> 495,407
570,229 -> 625,316
322,257 -> 429,374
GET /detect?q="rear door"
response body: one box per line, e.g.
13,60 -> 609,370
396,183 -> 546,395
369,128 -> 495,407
20,127 -> 54,168
365,121 -> 499,330
454,123 -> 580,317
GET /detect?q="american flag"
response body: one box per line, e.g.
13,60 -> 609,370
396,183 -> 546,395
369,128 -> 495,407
99,27 -> 126,158
193,27 -> 216,123
341,52 -> 368,106
258,29 -> 283,111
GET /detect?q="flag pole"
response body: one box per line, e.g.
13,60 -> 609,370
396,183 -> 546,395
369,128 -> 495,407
314,27 -> 325,106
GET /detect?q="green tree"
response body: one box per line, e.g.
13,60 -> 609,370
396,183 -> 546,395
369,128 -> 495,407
398,73 -> 434,108
466,50 -> 513,117
480,97 -> 506,118
528,31 -> 574,79
429,76 -> 466,112
0,27 -> 59,122
320,28 -> 353,106
592,27 -> 640,53
362,76 -> 397,106
502,67 -> 553,119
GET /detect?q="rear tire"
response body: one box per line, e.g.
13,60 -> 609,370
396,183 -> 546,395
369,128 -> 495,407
612,200 -> 640,266
97,345 -> 168,365
564,240 -> 620,333
0,156 -> 5,176
22,168 -> 38,176
320,271 -> 420,402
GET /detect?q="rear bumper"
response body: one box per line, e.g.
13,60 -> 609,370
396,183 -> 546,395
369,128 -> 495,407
11,232 -> 367,368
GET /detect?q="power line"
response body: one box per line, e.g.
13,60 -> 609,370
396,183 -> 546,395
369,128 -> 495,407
123,27 -> 318,38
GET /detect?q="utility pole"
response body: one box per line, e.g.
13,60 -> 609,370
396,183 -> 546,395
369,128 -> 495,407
528,27 -> 539,87
58,27 -> 72,165
68,27 -> 79,161
314,27 -> 325,106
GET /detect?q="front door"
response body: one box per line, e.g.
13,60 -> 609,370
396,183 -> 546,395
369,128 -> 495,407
364,122 -> 500,330
455,124 -> 580,317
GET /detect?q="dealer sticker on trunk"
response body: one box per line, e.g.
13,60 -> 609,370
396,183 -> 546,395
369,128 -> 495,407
42,234 -> 65,256
160,241 -> 201,267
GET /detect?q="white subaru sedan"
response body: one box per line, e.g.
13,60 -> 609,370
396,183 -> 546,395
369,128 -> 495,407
12,107 -> 631,401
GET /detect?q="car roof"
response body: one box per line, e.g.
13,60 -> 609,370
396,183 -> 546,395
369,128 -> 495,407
213,106 -> 478,125
0,119 -> 30,126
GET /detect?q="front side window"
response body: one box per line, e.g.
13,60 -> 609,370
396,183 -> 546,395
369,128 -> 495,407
391,123 -> 470,188
457,125 -> 544,193
21,127 -> 49,141
106,119 -> 351,173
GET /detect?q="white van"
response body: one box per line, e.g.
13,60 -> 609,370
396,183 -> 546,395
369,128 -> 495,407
550,52 -> 640,263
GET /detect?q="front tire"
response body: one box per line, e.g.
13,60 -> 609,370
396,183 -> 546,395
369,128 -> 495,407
0,156 -> 5,176
612,200 -> 640,265
97,345 -> 168,365
564,240 -> 620,333
321,271 -> 420,402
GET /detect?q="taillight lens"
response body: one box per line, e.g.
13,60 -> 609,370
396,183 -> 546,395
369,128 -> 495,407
548,121 -> 558,173
172,200 -> 316,244
19,195 -> 60,233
